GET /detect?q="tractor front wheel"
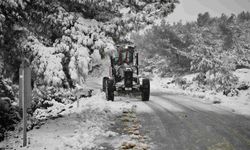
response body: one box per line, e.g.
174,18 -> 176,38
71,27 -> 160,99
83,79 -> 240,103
141,78 -> 150,101
106,79 -> 114,101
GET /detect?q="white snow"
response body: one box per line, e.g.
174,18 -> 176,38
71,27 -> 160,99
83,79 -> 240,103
151,69 -> 250,116
233,69 -> 250,83
1,76 -> 135,150
2,65 -> 250,149
91,49 -> 102,67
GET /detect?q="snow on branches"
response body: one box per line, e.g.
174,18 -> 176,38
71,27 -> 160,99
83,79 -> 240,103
0,0 -> 179,87
29,16 -> 116,87
30,40 -> 66,86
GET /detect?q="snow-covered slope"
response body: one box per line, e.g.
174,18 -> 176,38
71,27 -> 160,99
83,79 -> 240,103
151,69 -> 250,116
1,74 -> 151,149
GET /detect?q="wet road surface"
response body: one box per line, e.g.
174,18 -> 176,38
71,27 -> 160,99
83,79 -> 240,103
137,91 -> 250,150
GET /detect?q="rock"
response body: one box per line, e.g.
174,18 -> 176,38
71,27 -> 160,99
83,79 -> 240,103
138,143 -> 149,150
130,134 -> 139,139
237,83 -> 249,90
121,141 -> 136,149
133,130 -> 140,135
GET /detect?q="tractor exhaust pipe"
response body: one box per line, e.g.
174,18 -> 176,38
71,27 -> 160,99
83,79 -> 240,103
136,53 -> 139,76
110,56 -> 114,68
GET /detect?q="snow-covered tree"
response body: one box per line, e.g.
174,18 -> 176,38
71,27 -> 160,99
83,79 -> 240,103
133,11 -> 250,90
0,0 -> 179,87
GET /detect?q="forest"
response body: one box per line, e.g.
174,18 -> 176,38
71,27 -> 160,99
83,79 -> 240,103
0,0 -> 250,147
0,0 -> 179,141
133,11 -> 250,92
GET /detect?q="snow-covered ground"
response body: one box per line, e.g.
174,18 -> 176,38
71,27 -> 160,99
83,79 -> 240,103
1,66 -> 250,149
1,90 -> 135,150
1,71 -> 151,150
151,69 -> 250,116
0,72 -> 145,150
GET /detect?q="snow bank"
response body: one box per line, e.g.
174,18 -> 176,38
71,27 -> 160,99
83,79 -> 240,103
2,89 -> 135,150
152,69 -> 250,116
60,92 -> 135,149
234,69 -> 250,83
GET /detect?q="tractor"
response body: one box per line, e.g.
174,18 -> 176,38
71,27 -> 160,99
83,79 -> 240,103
102,44 -> 150,101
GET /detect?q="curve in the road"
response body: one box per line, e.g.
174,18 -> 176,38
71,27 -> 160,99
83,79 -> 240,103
138,91 -> 250,150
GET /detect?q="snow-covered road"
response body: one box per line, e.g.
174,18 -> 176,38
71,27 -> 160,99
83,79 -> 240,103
135,90 -> 250,150
2,76 -> 250,150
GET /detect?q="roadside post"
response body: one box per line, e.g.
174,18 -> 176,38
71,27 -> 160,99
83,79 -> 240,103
19,58 -> 31,147
75,86 -> 80,108
76,89 -> 80,108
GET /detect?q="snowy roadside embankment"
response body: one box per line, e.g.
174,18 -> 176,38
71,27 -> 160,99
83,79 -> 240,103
0,85 -> 148,150
59,92 -> 134,150
151,69 -> 250,116
1,89 -> 140,150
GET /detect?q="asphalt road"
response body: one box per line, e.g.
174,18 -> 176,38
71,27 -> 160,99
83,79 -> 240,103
138,91 -> 250,150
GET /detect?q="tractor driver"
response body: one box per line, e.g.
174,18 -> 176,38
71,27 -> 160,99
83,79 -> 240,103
112,49 -> 133,81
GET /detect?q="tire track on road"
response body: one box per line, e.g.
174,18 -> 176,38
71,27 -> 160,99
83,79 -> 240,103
138,93 -> 250,150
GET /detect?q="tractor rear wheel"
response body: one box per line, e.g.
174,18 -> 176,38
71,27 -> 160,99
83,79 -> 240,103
141,78 -> 150,101
106,79 -> 114,101
102,77 -> 108,91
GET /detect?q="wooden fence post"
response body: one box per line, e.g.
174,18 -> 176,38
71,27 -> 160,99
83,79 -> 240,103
19,59 -> 31,147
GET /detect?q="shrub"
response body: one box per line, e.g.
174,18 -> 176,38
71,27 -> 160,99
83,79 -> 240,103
174,77 -> 187,89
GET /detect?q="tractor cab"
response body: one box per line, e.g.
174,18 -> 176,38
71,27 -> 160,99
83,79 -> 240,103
110,45 -> 139,83
112,45 -> 135,66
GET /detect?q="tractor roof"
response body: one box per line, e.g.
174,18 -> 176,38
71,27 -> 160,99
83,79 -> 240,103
116,44 -> 135,52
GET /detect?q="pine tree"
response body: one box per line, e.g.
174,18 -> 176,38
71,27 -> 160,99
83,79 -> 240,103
0,0 -> 179,87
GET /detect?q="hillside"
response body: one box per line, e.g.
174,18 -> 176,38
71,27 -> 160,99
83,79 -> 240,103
133,11 -> 250,93
0,0 -> 179,145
